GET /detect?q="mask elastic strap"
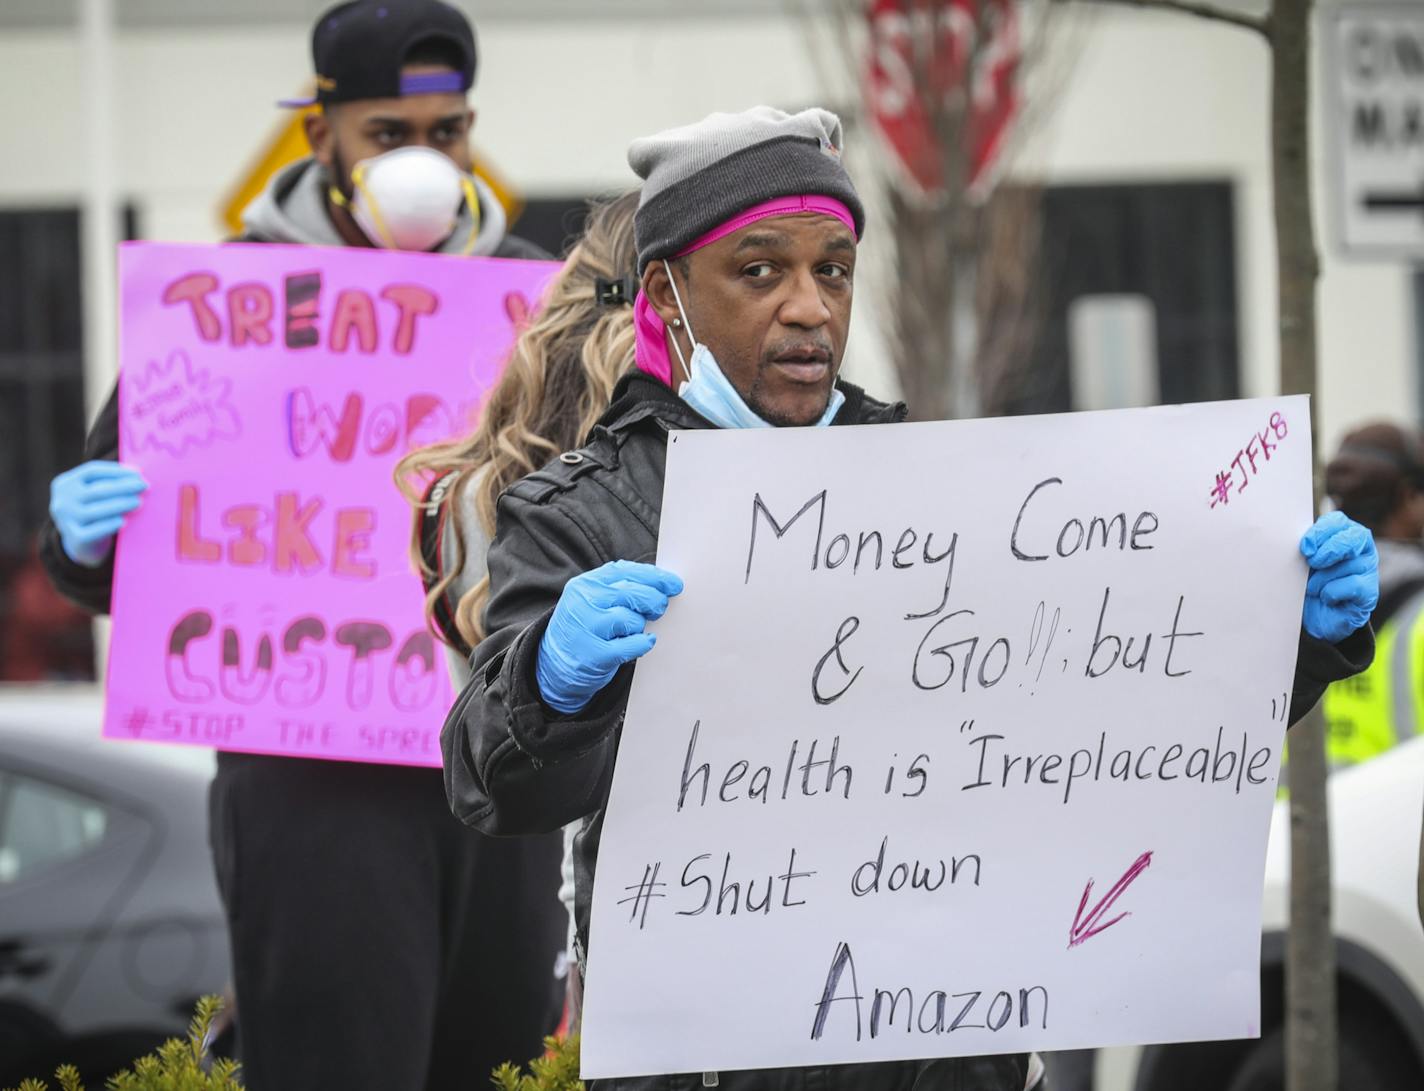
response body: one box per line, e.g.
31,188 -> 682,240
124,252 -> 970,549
662,259 -> 696,379
332,162 -> 398,248
456,176 -> 483,256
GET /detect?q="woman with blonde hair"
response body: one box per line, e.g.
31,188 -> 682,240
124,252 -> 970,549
397,189 -> 640,1038
400,189 -> 639,671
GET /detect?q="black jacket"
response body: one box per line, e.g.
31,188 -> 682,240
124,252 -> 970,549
444,372 -> 1373,1089
40,229 -> 546,612
445,375 -> 903,926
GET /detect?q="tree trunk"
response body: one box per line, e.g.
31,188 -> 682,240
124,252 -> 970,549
1272,1 -> 1336,1089
888,189 -> 958,422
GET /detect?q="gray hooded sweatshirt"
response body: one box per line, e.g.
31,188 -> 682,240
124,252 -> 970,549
240,156 -> 547,260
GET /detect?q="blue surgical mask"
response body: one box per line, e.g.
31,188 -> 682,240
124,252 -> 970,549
664,260 -> 844,430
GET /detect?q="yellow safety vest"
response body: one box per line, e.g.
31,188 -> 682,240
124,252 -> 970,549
1322,594 -> 1424,769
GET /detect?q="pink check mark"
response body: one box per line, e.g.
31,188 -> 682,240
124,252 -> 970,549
1069,850 -> 1154,949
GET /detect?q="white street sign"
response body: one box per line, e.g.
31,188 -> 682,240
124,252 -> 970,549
1326,4 -> 1424,258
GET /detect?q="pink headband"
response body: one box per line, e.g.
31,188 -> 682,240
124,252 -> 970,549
634,195 -> 858,386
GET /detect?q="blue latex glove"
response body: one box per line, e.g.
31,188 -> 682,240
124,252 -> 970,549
536,560 -> 684,715
1300,511 -> 1378,643
49,460 -> 148,568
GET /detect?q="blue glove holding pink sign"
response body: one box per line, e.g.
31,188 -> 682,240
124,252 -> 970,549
50,460 -> 148,568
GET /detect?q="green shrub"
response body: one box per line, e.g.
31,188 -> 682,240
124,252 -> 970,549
4,996 -> 241,1091
7,1001 -> 583,1091
490,1035 -> 584,1091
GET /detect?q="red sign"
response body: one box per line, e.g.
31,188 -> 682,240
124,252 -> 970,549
864,0 -> 1021,199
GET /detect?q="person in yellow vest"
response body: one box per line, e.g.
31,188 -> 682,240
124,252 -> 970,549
1322,422 -> 1424,768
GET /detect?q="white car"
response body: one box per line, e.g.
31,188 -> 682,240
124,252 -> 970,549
1089,737 -> 1424,1091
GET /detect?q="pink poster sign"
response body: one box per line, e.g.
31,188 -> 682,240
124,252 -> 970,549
104,241 -> 556,766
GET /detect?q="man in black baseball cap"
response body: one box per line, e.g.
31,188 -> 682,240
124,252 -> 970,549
284,0 -> 478,109
226,4 -> 565,1089
241,0 -> 545,260
40,3 -> 564,1090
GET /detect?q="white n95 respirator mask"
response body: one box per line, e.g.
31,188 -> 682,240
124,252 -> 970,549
333,145 -> 480,253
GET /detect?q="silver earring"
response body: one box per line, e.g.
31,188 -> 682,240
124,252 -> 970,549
671,318 -> 682,329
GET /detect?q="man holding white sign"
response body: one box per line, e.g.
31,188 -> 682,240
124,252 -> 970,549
443,106 -> 1378,1089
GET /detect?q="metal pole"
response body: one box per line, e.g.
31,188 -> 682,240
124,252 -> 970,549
1272,0 -> 1338,1088
79,0 -> 118,678
79,0 -> 118,422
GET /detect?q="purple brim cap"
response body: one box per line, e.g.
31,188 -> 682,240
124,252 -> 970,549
399,70 -> 465,95
277,70 -> 465,109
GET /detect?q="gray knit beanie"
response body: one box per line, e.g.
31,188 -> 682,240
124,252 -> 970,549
628,105 -> 865,273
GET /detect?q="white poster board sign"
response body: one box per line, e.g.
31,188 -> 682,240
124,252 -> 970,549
581,396 -> 1311,1079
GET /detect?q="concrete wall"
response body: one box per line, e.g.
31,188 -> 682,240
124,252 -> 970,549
0,3 -> 1415,450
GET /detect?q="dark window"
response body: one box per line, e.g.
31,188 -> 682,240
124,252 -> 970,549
0,207 -> 136,681
1415,268 -> 1424,425
1011,182 -> 1241,415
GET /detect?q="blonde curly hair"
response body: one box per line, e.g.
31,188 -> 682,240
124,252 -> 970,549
397,190 -> 640,647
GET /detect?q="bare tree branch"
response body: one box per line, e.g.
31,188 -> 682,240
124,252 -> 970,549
792,0 -> 1076,420
1059,0 -> 1270,38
